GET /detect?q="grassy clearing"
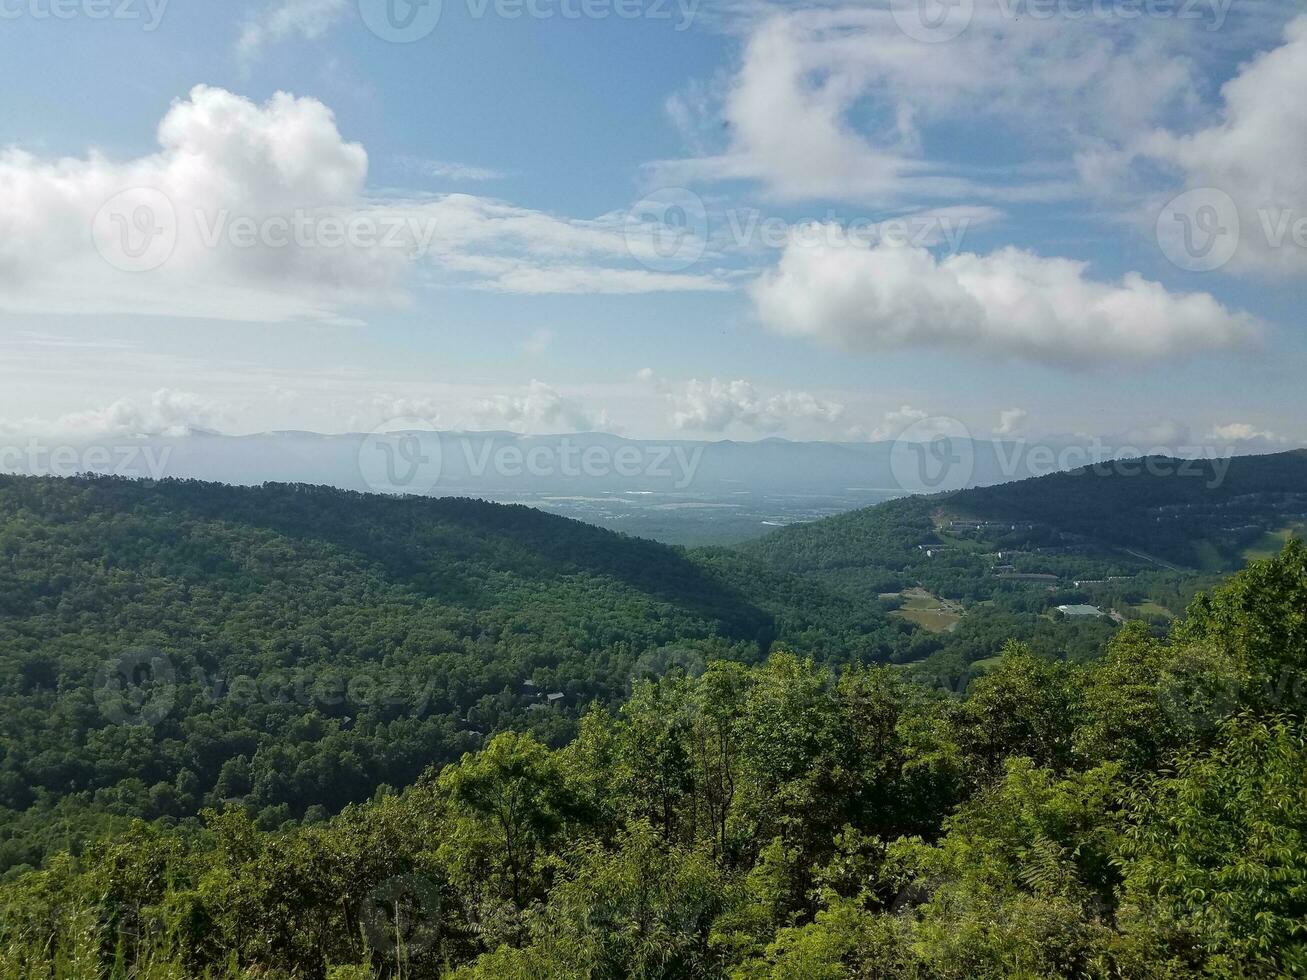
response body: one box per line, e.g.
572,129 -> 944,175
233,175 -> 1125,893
1130,601 -> 1174,620
889,587 -> 963,633
1242,525 -> 1306,563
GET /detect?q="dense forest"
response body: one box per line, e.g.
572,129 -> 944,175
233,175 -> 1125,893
3,457 -> 1305,876
1,462 -> 1304,977
0,475 -> 911,875
0,540 -> 1303,977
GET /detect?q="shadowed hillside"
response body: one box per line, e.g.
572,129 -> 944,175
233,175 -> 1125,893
0,475 -> 897,875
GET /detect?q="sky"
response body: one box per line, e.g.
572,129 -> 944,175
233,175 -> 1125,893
0,0 -> 1305,453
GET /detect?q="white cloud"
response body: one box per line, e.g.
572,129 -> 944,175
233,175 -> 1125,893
1207,422 -> 1289,445
471,380 -> 608,433
995,408 -> 1028,437
236,0 -> 349,65
750,229 -> 1260,367
0,85 -> 398,323
654,3 -> 1236,205
0,389 -> 224,440
366,394 -> 445,426
417,194 -> 715,279
865,404 -> 929,441
684,14 -> 930,203
1141,15 -> 1307,278
0,87 -> 726,324
667,377 -> 843,433
387,192 -> 726,294
1083,419 -> 1300,455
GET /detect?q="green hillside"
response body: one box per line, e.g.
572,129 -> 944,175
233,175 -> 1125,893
952,449 -> 1307,568
2,540 -> 1303,978
740,451 -> 1307,690
0,475 -> 899,875
746,450 -> 1307,591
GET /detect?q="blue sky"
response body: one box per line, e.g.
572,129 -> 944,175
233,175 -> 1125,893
0,0 -> 1304,452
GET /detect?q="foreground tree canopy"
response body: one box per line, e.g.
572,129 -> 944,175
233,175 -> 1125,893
1,539 -> 1303,978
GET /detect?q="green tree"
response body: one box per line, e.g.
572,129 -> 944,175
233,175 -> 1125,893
1116,713 -> 1307,976
437,732 -> 575,912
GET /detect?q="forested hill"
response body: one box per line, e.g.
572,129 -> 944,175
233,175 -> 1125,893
0,475 -> 898,875
952,449 -> 1307,566
745,450 -> 1307,594
3,541 -> 1304,977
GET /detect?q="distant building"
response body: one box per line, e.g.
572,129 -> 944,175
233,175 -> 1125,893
997,572 -> 1059,583
1057,604 -> 1103,617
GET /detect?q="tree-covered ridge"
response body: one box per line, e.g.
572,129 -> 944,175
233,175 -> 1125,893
746,449 -> 1307,585
0,475 -> 909,876
952,449 -> 1307,568
1,542 -> 1303,978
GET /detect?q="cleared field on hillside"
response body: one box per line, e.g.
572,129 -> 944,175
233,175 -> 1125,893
1243,525 -> 1306,562
1129,601 -> 1175,620
890,587 -> 963,632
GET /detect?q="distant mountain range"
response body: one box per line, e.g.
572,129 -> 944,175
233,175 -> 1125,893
0,427 -> 1252,497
